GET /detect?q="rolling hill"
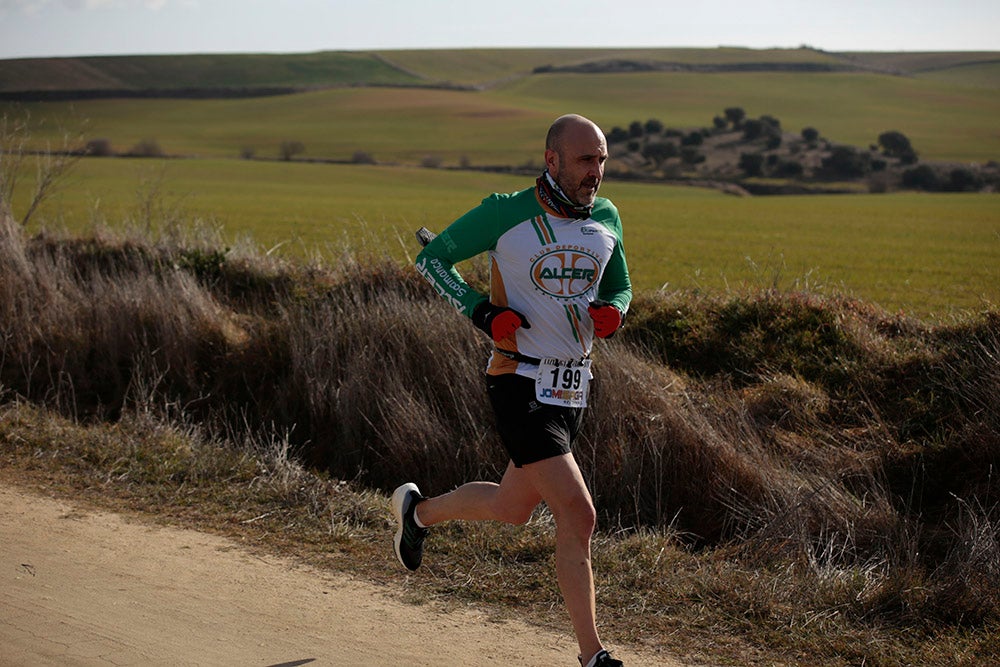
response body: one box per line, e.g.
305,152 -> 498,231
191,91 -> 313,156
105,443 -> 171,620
3,49 -> 998,165
2,47 -> 998,97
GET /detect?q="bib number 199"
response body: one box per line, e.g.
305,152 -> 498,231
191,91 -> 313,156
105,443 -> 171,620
550,366 -> 583,392
535,358 -> 592,408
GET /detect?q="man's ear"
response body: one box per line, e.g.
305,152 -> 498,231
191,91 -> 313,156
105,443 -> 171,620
544,147 -> 559,173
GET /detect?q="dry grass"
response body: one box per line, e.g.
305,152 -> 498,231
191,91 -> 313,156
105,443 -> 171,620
1,209 -> 998,666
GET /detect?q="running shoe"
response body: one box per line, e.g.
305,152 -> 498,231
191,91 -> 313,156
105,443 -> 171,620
391,482 -> 428,571
580,649 -> 623,667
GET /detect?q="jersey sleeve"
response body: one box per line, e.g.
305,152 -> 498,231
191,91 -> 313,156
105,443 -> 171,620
415,195 -> 501,317
596,212 -> 633,316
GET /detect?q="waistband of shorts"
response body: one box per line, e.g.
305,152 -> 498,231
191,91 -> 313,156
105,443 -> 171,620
493,347 -> 589,366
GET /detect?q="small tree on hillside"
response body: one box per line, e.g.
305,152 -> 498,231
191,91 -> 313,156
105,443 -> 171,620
739,152 -> 764,176
681,131 -> 703,146
724,107 -> 746,128
947,167 -> 982,192
774,159 -> 804,177
85,138 -> 114,157
742,119 -> 764,141
279,141 -> 305,161
127,139 -> 164,158
902,164 -> 938,190
641,141 -> 679,166
878,131 -> 918,163
680,146 -> 705,165
821,146 -> 872,178
607,127 -> 630,143
352,150 -> 376,164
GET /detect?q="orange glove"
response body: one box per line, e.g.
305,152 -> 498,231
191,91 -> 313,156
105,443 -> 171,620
472,302 -> 531,342
588,300 -> 622,339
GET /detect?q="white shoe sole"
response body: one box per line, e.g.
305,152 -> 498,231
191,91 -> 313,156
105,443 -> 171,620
391,482 -> 420,569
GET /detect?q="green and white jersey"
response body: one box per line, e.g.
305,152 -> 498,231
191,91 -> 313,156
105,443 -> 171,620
416,185 -> 631,376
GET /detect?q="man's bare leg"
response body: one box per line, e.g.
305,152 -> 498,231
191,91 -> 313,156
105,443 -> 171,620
417,454 -> 605,664
415,461 -> 542,526
520,453 -> 603,665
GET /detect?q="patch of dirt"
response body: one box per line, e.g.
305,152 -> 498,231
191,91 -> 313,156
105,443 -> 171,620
0,483 -> 681,666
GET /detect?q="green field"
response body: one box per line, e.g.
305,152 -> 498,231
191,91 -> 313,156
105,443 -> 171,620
7,51 -> 1000,165
14,157 -> 998,320
497,71 -> 1000,163
0,52 -> 421,91
4,48 -> 998,320
11,88 -> 553,165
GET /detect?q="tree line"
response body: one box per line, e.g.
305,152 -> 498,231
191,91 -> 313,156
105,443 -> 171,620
606,108 -> 997,193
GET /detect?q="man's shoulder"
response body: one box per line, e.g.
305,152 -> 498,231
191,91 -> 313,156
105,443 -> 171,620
475,187 -> 619,229
479,185 -> 541,217
593,195 -> 617,212
591,196 -> 620,224
481,185 -> 537,205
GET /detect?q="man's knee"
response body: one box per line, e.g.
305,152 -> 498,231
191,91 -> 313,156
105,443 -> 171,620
557,493 -> 597,539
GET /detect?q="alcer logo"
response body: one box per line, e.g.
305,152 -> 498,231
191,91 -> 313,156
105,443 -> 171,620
530,249 -> 601,299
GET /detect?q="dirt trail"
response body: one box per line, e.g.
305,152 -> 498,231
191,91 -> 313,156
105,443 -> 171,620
0,484 -> 679,666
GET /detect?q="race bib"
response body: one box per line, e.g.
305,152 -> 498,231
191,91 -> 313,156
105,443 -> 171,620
535,358 -> 592,408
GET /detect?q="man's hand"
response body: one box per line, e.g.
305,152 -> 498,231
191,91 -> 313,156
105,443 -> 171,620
472,302 -> 531,342
588,300 -> 622,339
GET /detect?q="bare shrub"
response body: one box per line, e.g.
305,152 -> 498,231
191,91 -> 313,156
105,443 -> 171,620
279,140 -> 305,161
276,257 -> 499,488
0,209 -> 244,418
0,208 -> 30,281
127,139 -> 165,158
1,113 -> 83,226
85,138 -> 114,156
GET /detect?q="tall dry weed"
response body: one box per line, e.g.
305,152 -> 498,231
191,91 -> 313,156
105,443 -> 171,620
278,279 -> 501,488
0,212 -> 240,417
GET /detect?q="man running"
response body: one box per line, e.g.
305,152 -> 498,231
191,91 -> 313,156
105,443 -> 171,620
394,114 -> 631,667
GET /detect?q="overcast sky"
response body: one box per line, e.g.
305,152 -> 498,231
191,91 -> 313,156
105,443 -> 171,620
0,0 -> 998,60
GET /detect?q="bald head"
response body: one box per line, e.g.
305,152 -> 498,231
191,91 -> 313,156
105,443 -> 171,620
544,114 -> 608,208
545,114 -> 604,153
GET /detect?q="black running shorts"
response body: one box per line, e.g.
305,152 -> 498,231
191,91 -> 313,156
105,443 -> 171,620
485,372 -> 586,468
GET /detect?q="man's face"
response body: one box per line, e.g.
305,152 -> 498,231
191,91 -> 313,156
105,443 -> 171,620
546,122 -> 608,207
